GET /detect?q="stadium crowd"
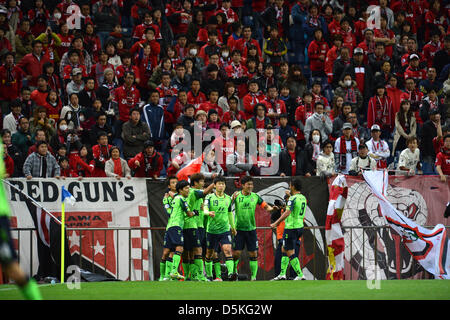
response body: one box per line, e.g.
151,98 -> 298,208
0,0 -> 449,183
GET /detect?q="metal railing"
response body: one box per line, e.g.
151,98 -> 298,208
9,225 -> 450,281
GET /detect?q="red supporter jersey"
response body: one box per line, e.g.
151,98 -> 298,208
63,64 -> 88,80
187,91 -> 207,108
435,151 -> 450,175
198,101 -> 223,118
113,85 -> 141,122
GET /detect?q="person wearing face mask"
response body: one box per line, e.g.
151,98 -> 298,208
334,73 -> 363,113
304,101 -> 332,143
303,129 -> 322,177
219,46 -> 231,68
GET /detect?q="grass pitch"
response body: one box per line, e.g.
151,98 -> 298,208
0,280 -> 449,300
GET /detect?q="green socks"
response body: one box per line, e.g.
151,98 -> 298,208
194,256 -> 205,279
213,258 -> 222,279
225,257 -> 234,276
182,261 -> 190,278
20,278 -> 42,300
280,255 -> 289,276
233,258 -> 239,274
205,258 -> 213,278
159,260 -> 166,280
289,255 -> 303,277
249,258 -> 258,280
171,252 -> 182,274
165,257 -> 173,278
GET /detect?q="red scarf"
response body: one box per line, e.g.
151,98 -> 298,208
339,136 -> 358,170
113,158 -> 123,176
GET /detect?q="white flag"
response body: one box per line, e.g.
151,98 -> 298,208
363,170 -> 450,279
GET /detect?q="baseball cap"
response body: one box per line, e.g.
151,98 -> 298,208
342,122 -> 352,130
354,47 -> 364,55
371,124 -> 381,131
230,120 -> 241,129
72,67 -> 82,76
409,54 -> 419,61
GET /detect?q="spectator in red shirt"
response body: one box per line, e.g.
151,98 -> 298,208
133,10 -> 161,42
404,54 -> 427,83
222,96 -> 246,125
131,0 -> 153,27
112,71 -> 141,139
55,22 -> 73,63
422,31 -> 443,68
264,85 -> 287,126
436,134 -> 450,182
0,51 -> 24,112
307,28 -> 329,85
30,74 -> 50,107
128,140 -> 163,178
90,131 -> 113,177
233,25 -> 262,60
328,7 -> 343,36
325,34 -> 343,84
373,15 -> 395,58
17,40 -> 51,89
367,83 -> 395,138
198,89 -> 223,118
168,0 -> 193,36
187,79 -> 207,108
116,52 -> 140,86
243,79 -> 266,120
340,18 -> 356,56
62,49 -> 88,85
225,50 -> 249,99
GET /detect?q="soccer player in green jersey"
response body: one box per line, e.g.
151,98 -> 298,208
270,178 -> 306,280
0,141 -> 42,299
203,176 -> 235,281
159,176 -> 178,281
230,175 -> 276,281
164,180 -> 195,280
183,173 -> 214,281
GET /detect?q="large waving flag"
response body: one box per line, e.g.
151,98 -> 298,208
325,175 -> 347,280
363,170 -> 450,279
176,154 -> 204,181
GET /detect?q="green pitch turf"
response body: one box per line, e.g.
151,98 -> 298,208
0,280 -> 449,300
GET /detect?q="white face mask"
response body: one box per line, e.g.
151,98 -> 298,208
190,49 -> 197,56
79,115 -> 85,122
222,52 -> 229,58
54,12 -> 62,20
60,124 -> 68,131
344,80 -> 352,87
312,135 -> 320,143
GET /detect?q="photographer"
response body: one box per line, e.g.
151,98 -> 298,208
128,140 -> 163,179
90,131 -> 113,177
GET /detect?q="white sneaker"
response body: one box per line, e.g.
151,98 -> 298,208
271,274 -> 286,281
294,275 -> 306,280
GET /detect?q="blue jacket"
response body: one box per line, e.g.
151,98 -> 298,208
290,4 -> 307,43
142,103 -> 166,141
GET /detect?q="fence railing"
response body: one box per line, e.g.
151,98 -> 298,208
9,225 -> 450,281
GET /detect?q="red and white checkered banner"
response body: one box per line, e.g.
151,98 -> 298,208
325,174 -> 347,280
5,178 -> 151,281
